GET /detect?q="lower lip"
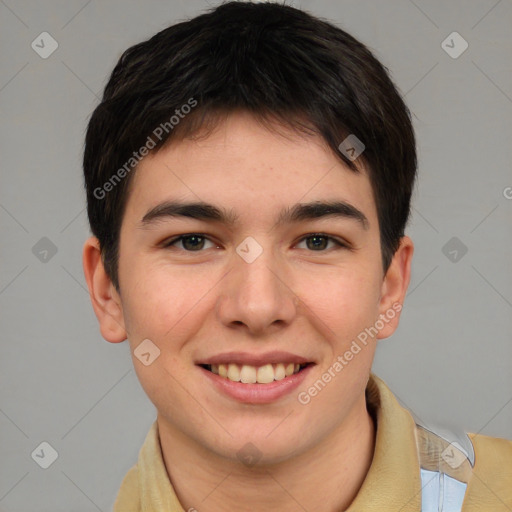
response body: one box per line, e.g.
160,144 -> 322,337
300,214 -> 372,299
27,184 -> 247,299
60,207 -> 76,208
198,365 -> 314,404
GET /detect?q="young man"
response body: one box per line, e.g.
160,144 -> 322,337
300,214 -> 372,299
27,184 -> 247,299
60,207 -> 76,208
82,2 -> 512,511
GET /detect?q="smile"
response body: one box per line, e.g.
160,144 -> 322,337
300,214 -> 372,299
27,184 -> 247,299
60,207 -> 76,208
196,351 -> 315,403
200,363 -> 309,384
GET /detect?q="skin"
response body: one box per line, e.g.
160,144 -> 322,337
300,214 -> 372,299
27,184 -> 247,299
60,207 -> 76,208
83,111 -> 413,512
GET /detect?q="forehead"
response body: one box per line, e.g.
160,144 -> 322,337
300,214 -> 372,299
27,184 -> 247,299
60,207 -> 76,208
124,111 -> 378,230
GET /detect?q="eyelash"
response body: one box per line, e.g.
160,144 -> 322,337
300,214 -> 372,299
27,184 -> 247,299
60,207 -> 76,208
161,233 -> 350,252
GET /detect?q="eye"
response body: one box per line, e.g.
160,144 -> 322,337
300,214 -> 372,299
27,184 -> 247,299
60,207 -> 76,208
162,234 -> 217,251
296,233 -> 348,251
161,233 -> 349,253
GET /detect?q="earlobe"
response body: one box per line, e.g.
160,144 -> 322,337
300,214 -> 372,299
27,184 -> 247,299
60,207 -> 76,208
82,236 -> 127,343
376,236 -> 414,340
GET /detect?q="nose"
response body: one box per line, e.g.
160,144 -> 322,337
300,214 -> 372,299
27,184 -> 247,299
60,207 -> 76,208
216,244 -> 298,335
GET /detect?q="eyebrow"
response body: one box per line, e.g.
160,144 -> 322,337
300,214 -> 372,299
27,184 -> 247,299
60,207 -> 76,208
140,200 -> 369,230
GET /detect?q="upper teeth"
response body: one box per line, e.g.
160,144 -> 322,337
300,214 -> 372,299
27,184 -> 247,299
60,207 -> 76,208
209,363 -> 303,383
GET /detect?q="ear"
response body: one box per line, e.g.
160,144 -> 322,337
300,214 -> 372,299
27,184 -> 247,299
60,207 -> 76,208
376,235 -> 414,340
82,236 -> 127,343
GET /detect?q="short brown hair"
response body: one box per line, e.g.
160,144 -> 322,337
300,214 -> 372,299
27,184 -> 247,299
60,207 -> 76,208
83,1 -> 417,291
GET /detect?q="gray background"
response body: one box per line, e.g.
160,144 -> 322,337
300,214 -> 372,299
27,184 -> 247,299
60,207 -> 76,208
1,0 -> 511,510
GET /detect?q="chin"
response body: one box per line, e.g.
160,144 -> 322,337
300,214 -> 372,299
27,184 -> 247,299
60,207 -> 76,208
215,428 -> 310,466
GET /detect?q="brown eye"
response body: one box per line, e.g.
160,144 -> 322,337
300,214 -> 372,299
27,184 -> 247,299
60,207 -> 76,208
296,234 -> 347,251
306,235 -> 329,250
163,234 -> 215,251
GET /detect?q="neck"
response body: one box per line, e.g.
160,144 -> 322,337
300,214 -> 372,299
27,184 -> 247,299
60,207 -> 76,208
158,393 -> 375,512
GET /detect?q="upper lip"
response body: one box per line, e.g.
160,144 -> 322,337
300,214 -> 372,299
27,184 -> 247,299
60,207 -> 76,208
196,351 -> 313,367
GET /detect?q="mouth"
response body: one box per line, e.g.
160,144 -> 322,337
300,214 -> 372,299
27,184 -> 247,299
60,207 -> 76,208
199,362 -> 312,384
196,356 -> 315,404
195,351 -> 315,403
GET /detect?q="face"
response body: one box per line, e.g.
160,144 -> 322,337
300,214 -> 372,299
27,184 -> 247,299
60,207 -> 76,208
107,111 -> 409,462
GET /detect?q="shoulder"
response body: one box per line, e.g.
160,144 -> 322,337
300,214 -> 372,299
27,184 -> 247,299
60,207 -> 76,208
464,432 -> 512,508
113,463 -> 140,512
469,431 -> 512,464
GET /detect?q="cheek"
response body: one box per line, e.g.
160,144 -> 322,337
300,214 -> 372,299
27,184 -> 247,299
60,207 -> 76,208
295,266 -> 381,339
121,263 -> 214,342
